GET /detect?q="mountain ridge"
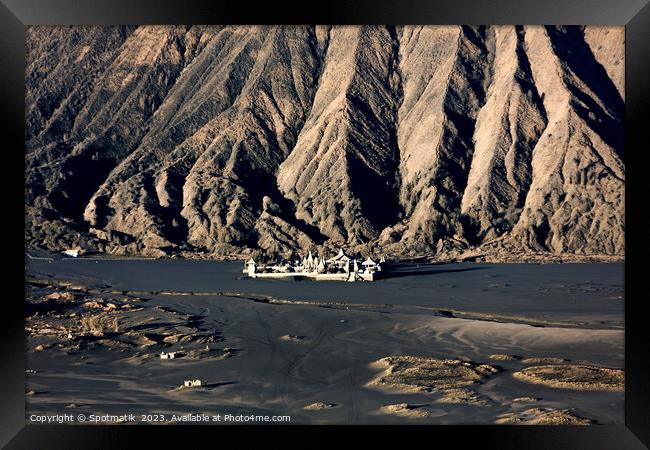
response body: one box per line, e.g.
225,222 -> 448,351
25,25 -> 625,261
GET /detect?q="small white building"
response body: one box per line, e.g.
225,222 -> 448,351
316,256 -> 327,273
183,379 -> 203,387
362,257 -> 381,273
327,248 -> 352,269
303,251 -> 316,271
245,258 -> 257,277
160,351 -> 182,359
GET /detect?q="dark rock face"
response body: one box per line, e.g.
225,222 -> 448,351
25,25 -> 624,258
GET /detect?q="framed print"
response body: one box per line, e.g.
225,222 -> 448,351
2,0 -> 649,448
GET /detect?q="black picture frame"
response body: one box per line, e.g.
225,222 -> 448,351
3,0 -> 648,447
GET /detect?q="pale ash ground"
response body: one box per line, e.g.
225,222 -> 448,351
25,256 -> 623,424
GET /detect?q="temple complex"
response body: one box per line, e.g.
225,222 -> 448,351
243,249 -> 387,282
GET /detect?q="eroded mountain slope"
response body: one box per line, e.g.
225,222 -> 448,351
25,25 -> 625,259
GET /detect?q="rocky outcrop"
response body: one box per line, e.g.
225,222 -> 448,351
25,25 -> 625,259
509,26 -> 624,255
461,26 -> 546,244
385,25 -> 494,252
583,26 -> 625,99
